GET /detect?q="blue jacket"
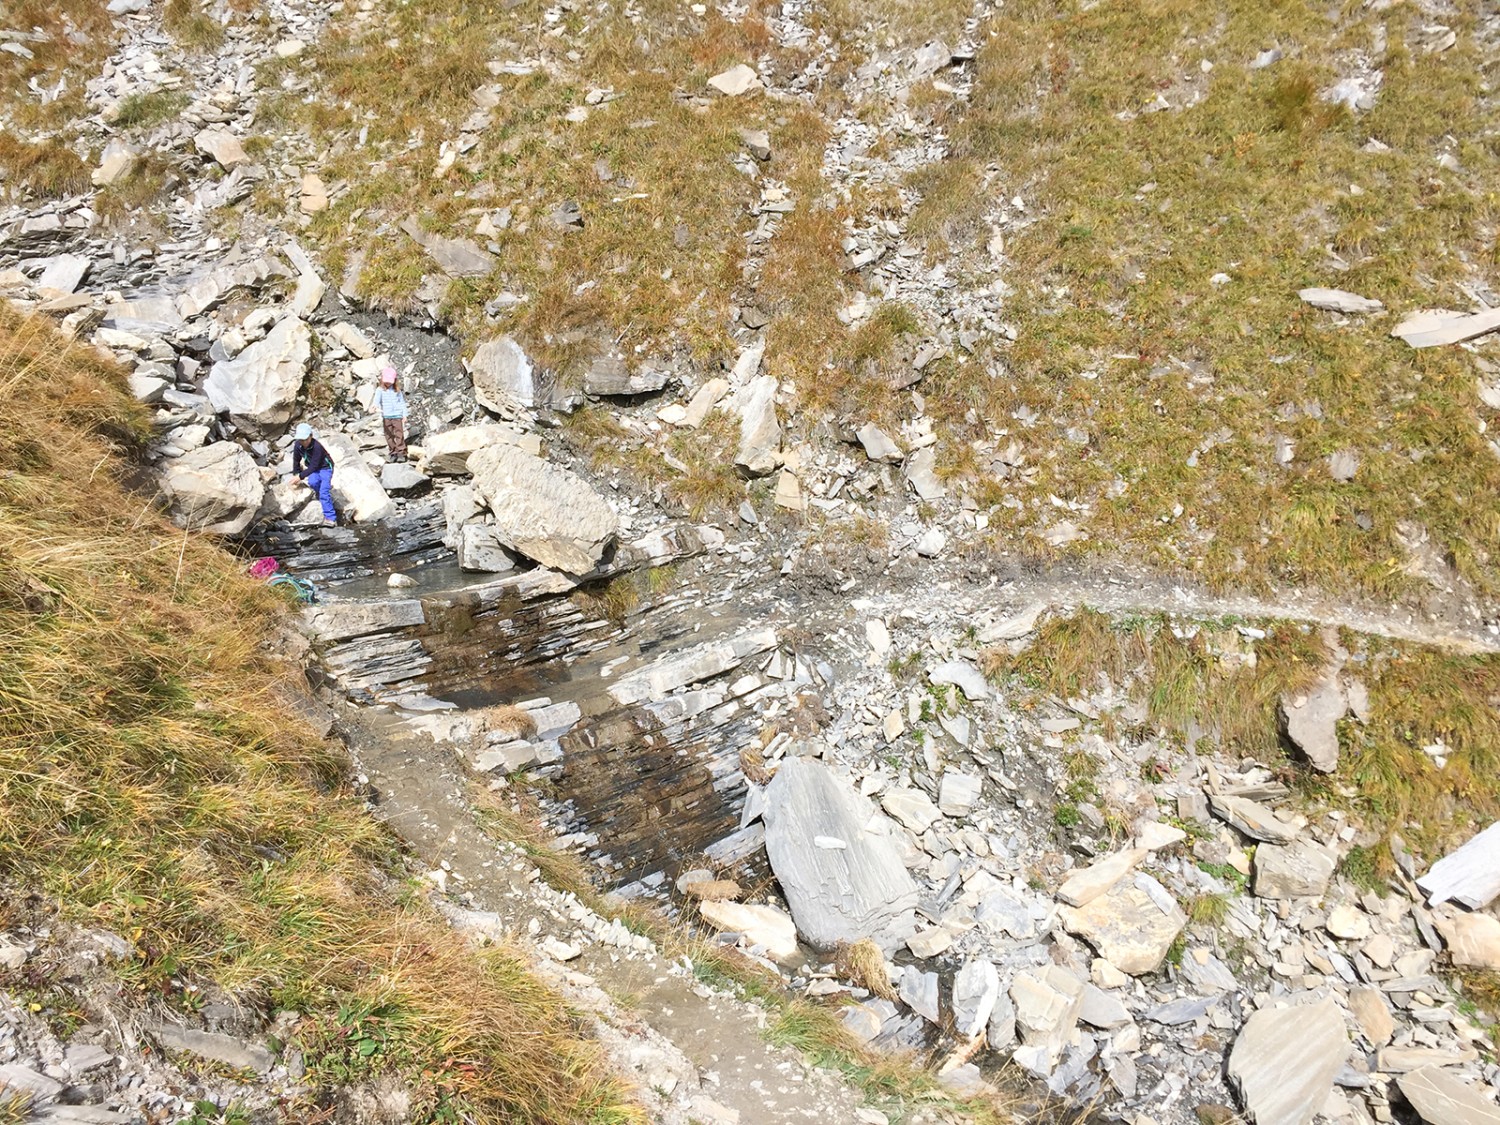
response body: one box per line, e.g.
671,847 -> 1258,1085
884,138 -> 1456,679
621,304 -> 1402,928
292,439 -> 334,478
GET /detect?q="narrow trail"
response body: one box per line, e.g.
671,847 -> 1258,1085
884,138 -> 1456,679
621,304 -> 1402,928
963,559 -> 1500,655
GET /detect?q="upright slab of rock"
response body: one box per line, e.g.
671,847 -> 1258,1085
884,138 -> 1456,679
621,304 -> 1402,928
164,441 -> 264,534
467,443 -> 618,574
1227,998 -> 1348,1125
728,375 -> 780,476
468,335 -> 537,414
203,316 -> 311,428
317,432 -> 395,523
1279,671 -> 1346,772
762,757 -> 919,951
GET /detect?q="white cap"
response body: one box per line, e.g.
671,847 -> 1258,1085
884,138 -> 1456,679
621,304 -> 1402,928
294,423 -> 313,440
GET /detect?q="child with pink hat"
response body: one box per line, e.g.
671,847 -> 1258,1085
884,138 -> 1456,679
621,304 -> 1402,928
373,366 -> 408,462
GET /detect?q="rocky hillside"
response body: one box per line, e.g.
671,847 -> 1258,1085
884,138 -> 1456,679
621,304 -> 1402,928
4,0 -> 1500,1124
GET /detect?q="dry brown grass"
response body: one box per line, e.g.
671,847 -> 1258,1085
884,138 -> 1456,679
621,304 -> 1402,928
0,134 -> 91,200
0,309 -> 637,1124
0,0 -> 115,130
835,937 -> 896,1001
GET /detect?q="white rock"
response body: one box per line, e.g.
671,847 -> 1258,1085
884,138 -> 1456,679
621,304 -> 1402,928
420,423 -> 542,474
203,316 -> 311,428
707,64 -> 762,96
1298,288 -> 1384,314
318,432 -> 395,523
1228,999 -> 1348,1125
468,444 -> 619,573
468,335 -> 537,413
193,127 -> 249,170
929,660 -> 988,701
952,960 -> 999,1040
164,442 -> 264,535
697,901 -> 798,962
727,375 -> 780,476
938,771 -> 982,817
458,524 -> 517,573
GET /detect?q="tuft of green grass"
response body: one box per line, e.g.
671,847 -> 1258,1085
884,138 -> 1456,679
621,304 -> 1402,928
113,89 -> 191,129
163,0 -> 226,49
1186,892 -> 1230,927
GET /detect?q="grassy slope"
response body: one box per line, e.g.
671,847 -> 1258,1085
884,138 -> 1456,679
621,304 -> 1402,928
915,0 -> 1500,599
0,309 -> 636,1124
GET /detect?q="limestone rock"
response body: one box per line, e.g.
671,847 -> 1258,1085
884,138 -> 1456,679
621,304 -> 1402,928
1397,1066 -> 1500,1125
1394,307 -> 1500,349
681,378 -> 728,428
1280,672 -> 1346,772
146,1022 -> 275,1073
400,216 -> 493,278
299,173 -> 329,214
468,443 -> 619,573
900,969 -> 939,1023
380,461 -> 428,492
1326,903 -> 1371,941
707,63 -> 762,96
164,441 -> 264,535
728,375 -> 780,476
606,628 -> 777,706
1348,985 -> 1394,1047
928,659 -> 988,701
93,139 -> 138,186
1011,965 -> 1084,1062
1057,848 -> 1147,908
1210,794 -> 1300,843
583,351 -> 669,397
193,127 -> 249,170
881,786 -> 941,833
468,336 -> 537,414
1299,288 -> 1384,315
905,446 -> 946,500
738,127 -> 771,160
318,432 -> 395,523
952,960 -> 999,1040
937,771 -> 982,817
203,316 -> 311,428
1253,840 -> 1336,899
697,900 -> 798,962
1060,872 -> 1186,975
857,423 -> 902,462
1227,999 -> 1348,1125
1418,821 -> 1500,909
421,423 -> 541,474
458,524 -> 517,573
762,757 -> 920,951
1433,905 -> 1500,969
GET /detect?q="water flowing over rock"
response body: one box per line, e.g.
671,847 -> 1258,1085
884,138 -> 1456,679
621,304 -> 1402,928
467,443 -> 619,573
164,442 -> 264,534
1227,998 -> 1348,1125
203,316 -> 311,428
762,757 -> 919,951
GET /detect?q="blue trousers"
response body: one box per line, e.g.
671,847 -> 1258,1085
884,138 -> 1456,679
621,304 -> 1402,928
305,468 -> 336,521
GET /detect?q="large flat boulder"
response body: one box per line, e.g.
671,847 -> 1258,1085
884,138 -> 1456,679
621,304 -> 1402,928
762,757 -> 919,951
420,423 -> 542,475
164,441 -> 264,534
1059,872 -> 1186,975
203,316 -> 311,429
1228,998 -> 1348,1125
467,443 -> 619,574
